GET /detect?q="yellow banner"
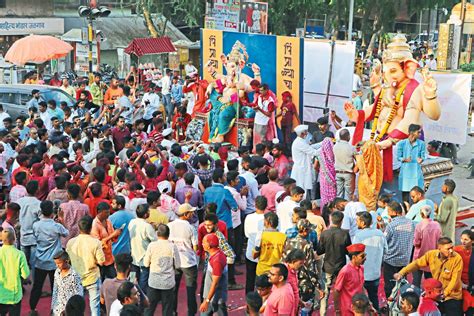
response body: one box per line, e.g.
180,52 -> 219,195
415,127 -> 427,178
202,29 -> 223,82
276,36 -> 301,127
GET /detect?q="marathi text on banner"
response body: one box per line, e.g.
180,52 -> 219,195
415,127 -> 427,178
276,36 -> 301,127
201,29 -> 223,82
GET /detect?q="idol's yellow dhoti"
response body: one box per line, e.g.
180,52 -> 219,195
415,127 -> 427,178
355,141 -> 383,211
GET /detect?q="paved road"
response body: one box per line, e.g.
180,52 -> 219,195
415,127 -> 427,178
451,132 -> 474,209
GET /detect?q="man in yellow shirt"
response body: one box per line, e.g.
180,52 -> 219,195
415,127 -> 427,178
253,212 -> 286,276
146,191 -> 169,229
394,237 -> 463,315
66,215 -> 105,316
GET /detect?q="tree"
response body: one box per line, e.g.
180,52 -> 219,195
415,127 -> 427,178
124,0 -> 205,38
266,0 -> 325,35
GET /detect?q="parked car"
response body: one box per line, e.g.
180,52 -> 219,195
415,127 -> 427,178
0,84 -> 76,120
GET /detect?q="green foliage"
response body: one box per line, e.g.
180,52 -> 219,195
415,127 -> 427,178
460,62 -> 474,72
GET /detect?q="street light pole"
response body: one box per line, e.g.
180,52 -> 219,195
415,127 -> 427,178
88,18 -> 94,83
348,0 -> 354,41
78,3 -> 110,81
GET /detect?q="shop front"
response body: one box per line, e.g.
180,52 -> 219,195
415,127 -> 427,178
0,18 -> 65,83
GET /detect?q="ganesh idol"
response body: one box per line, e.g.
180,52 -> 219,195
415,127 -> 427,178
344,34 -> 441,181
205,40 -> 261,143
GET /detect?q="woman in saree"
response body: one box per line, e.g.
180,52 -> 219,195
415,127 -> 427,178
454,230 -> 474,315
314,138 -> 336,210
355,140 -> 383,211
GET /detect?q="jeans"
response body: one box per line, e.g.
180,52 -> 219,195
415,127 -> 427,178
320,272 -> 337,316
412,270 -> 432,288
227,228 -> 236,285
84,279 -> 101,316
99,263 -> 117,282
245,259 -> 257,294
364,279 -> 380,311
162,94 -> 173,122
233,224 -> 243,264
0,302 -> 21,316
145,287 -> 175,316
30,268 -> 55,310
438,299 -> 463,315
200,303 -> 228,316
174,265 -> 198,316
383,262 -> 403,299
132,265 -> 150,295
21,244 -> 36,277
336,173 -> 355,200
201,269 -> 228,316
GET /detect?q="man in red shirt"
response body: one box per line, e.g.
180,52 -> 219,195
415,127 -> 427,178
91,202 -> 122,281
263,263 -> 296,316
260,168 -> 283,212
418,278 -> 443,315
277,91 -> 299,145
197,207 -> 227,260
200,233 -> 228,314
111,117 -> 131,153
272,144 -> 290,180
334,243 -> 366,316
148,117 -> 164,144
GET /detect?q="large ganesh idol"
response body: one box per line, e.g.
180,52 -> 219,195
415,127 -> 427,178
205,41 -> 261,143
344,34 -> 441,181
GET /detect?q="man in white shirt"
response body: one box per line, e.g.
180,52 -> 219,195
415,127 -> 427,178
0,104 -> 10,130
160,128 -> 176,150
161,69 -> 172,123
38,101 -> 52,130
291,125 -> 318,197
167,203 -> 198,316
240,158 -> 259,215
225,170 -> 248,264
244,195 -> 266,293
353,211 -> 387,311
352,72 -> 362,92
333,198 -> 367,240
276,186 -> 305,233
141,84 -> 161,126
427,54 -> 437,70
109,281 -> 140,316
128,204 -> 157,294
253,84 -> 275,148
185,60 -> 198,76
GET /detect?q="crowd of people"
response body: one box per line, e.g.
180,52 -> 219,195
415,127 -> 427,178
0,63 -> 468,316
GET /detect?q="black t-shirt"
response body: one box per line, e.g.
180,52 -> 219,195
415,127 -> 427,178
311,130 -> 334,144
317,226 -> 351,275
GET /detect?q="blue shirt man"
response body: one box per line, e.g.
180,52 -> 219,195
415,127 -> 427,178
109,197 -> 135,256
405,187 -> 436,223
203,169 -> 238,230
397,124 -> 426,193
171,81 -> 183,104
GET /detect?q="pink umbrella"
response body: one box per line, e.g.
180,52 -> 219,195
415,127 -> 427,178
5,34 -> 73,66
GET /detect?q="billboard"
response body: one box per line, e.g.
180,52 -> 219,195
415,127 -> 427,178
210,0 -> 241,32
201,29 -> 304,119
239,1 -> 268,34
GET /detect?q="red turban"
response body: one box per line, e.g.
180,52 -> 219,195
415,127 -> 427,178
347,243 -> 366,253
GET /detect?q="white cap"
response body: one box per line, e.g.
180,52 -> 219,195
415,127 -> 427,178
420,205 -> 432,217
162,128 -> 173,137
272,138 -> 279,144
294,124 -> 309,135
157,180 -> 172,194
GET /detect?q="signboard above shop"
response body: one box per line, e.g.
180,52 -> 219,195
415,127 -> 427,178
0,18 -> 64,36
